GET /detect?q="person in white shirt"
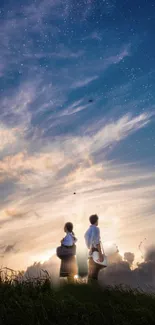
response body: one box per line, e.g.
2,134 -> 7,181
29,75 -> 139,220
61,230 -> 77,246
84,214 -> 105,282
59,222 -> 77,283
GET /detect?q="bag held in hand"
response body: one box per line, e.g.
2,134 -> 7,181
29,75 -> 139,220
56,244 -> 76,259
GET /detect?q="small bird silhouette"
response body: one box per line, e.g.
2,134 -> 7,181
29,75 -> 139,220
88,99 -> 94,103
73,192 -> 76,195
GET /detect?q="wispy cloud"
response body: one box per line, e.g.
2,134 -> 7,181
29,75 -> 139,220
71,76 -> 98,89
22,0 -> 63,29
0,125 -> 23,152
23,49 -> 84,60
0,150 -> 67,187
0,111 -> 153,195
0,80 -> 39,133
58,100 -> 89,117
90,112 -> 152,154
81,31 -> 103,41
91,31 -> 102,41
68,45 -> 131,90
104,46 -> 131,66
51,49 -> 84,59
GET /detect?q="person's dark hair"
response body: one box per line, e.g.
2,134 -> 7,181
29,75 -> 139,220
89,214 -> 99,225
64,222 -> 75,235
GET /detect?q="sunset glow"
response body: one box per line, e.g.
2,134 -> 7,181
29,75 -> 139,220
31,248 -> 56,264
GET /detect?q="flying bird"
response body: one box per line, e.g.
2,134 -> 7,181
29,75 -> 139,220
88,99 -> 94,103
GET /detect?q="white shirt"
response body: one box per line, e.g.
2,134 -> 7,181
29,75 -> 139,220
62,233 -> 77,246
84,225 -> 101,249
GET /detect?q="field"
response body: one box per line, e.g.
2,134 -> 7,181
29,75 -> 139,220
0,273 -> 155,325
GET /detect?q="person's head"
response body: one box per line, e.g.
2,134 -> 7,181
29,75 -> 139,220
64,222 -> 74,234
89,214 -> 99,226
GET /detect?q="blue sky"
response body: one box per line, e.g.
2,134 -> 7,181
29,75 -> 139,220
0,0 -> 155,269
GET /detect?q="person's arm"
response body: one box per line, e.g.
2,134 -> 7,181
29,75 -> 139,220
96,242 -> 104,262
72,234 -> 77,244
95,228 -> 104,262
61,235 -> 67,246
84,229 -> 91,250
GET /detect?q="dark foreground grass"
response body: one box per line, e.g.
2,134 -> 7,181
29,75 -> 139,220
0,279 -> 155,325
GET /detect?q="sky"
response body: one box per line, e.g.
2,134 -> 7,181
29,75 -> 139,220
0,0 -> 155,271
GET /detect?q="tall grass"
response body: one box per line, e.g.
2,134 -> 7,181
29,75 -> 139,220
0,267 -> 155,325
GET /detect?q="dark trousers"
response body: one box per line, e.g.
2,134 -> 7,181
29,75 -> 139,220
88,257 -> 104,282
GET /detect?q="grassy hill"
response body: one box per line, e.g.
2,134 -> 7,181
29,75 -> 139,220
0,278 -> 155,325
